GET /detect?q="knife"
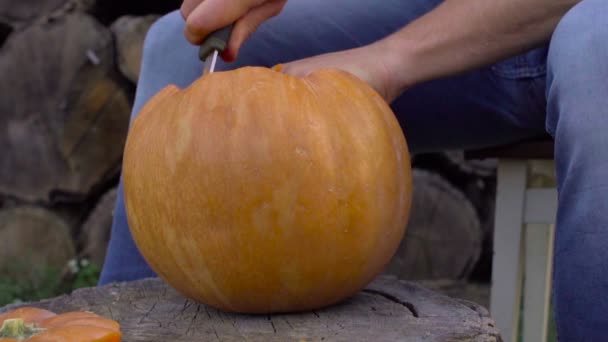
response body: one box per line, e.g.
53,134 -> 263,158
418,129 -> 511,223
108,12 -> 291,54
199,24 -> 234,75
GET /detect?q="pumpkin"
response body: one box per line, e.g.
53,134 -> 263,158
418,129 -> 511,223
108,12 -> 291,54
122,66 -> 413,314
0,307 -> 121,341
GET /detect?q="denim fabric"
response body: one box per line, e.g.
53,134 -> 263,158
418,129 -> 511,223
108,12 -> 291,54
98,0 -> 608,340
544,0 -> 608,339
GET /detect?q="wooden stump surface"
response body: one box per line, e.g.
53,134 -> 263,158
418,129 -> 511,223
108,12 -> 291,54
0,276 -> 500,341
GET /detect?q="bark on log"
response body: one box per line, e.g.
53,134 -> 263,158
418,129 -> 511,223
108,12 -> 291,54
0,0 -> 67,28
0,276 -> 500,341
0,0 -> 94,30
0,21 -> 11,47
443,151 -> 498,178
412,152 -> 500,283
385,170 -> 482,280
79,187 -> 117,267
87,0 -> 181,25
0,207 -> 75,283
0,13 -> 131,203
111,15 -> 160,83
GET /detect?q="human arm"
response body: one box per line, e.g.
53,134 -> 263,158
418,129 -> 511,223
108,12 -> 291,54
281,0 -> 582,102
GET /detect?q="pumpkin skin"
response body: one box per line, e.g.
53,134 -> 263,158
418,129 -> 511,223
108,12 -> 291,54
37,312 -> 121,332
0,308 -> 56,326
0,307 -> 121,341
123,66 -> 413,314
27,325 -> 121,342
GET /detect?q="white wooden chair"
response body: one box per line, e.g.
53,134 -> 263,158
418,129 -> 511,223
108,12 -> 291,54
466,138 -> 557,342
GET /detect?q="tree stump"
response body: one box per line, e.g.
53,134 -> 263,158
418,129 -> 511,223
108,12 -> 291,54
0,276 -> 500,341
0,13 -> 131,203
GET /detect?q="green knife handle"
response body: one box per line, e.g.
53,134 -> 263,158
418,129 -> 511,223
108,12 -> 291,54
199,24 -> 234,61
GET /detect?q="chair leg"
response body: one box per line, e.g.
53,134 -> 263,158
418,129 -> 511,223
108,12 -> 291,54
522,223 -> 555,342
490,159 -> 527,342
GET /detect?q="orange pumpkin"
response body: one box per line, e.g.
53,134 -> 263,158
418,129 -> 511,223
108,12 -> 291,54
0,307 -> 121,341
0,308 -> 56,325
123,66 -> 413,314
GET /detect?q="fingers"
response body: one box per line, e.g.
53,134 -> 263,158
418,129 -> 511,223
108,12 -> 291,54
225,0 -> 286,61
184,0 -> 267,45
180,0 -> 201,20
181,0 -> 286,62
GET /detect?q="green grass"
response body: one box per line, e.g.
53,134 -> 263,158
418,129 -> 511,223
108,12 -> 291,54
0,258 -> 101,307
547,304 -> 557,342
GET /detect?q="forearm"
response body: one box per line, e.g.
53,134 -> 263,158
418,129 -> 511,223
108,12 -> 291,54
380,0 -> 581,91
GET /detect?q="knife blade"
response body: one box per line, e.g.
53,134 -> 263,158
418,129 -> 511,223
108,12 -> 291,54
202,50 -> 219,75
199,24 -> 234,75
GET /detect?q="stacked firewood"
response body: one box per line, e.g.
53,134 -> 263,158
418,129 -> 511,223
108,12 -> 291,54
0,0 -> 497,286
0,0 -> 177,283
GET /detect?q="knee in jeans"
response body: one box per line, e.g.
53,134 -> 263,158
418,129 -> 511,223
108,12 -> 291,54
548,0 -> 608,71
142,10 -> 186,59
545,0 -> 607,137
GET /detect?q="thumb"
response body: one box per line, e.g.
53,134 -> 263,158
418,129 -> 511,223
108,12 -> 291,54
185,0 -> 254,45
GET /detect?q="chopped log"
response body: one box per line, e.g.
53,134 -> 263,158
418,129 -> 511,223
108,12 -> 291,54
0,276 -> 500,341
384,170 -> 482,280
0,0 -> 94,30
0,207 -> 75,284
111,15 -> 160,83
443,150 -> 498,178
79,187 -> 117,267
88,0 -> 181,25
0,13 -> 131,203
0,21 -> 11,47
412,151 -> 498,237
414,151 -> 500,283
0,0 -> 66,29
418,279 -> 491,310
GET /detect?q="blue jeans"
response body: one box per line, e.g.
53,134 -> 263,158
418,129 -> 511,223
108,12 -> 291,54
99,0 -> 608,340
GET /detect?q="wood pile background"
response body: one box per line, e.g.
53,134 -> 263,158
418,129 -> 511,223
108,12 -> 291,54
0,0 -> 499,289
0,0 -> 179,285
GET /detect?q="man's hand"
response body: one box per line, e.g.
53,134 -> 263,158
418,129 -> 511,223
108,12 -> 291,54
181,0 -> 287,61
278,43 -> 402,104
